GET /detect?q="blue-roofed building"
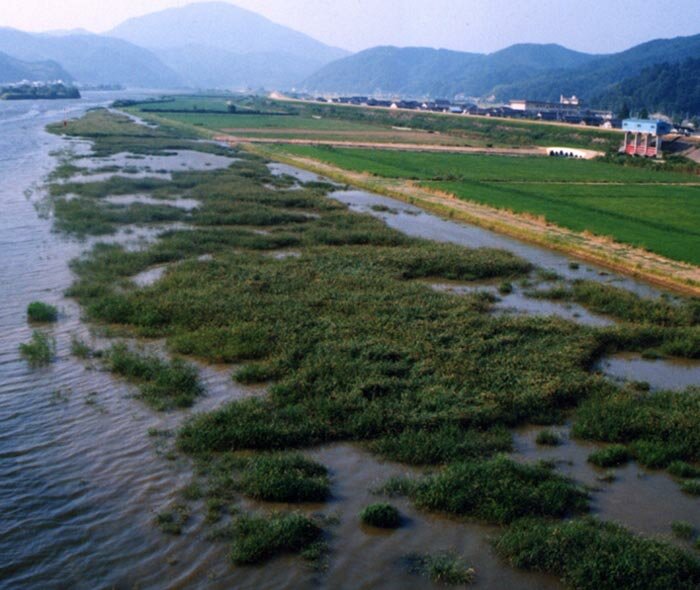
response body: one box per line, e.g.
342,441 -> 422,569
621,119 -> 672,158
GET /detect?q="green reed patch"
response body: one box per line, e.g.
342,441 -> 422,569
672,521 -> 696,541
360,503 -> 401,529
27,301 -> 58,323
19,330 -> 56,367
225,512 -> 323,565
681,480 -> 700,496
536,429 -> 562,446
370,425 -> 512,465
573,389 -> 700,468
669,461 -> 700,479
533,280 -> 700,328
105,343 -> 203,410
587,445 -> 632,468
405,552 -> 476,586
495,517 -> 700,590
237,453 -> 330,503
389,456 -> 587,524
155,503 -> 189,535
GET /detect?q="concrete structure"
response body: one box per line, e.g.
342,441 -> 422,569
621,119 -> 672,158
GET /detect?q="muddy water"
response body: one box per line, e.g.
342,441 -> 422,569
596,353 -> 700,392
325,188 -> 665,299
429,280 -> 615,327
513,427 -> 700,542
0,97 -> 263,590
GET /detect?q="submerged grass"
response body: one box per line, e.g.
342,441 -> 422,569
405,552 -> 476,586
19,330 -> 56,367
105,343 -> 202,410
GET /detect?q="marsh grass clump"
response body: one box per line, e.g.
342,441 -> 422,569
155,503 -> 189,535
495,518 -> 700,590
27,301 -> 58,323
535,429 -> 561,446
105,343 -> 202,410
681,480 -> 700,496
228,512 -> 323,565
587,445 -> 632,468
498,281 -> 513,295
19,330 -> 56,367
672,521 -> 695,541
360,503 -> 401,529
70,336 -> 92,359
238,453 -> 330,503
669,461 -> 700,479
409,456 -> 588,524
405,552 -> 475,585
370,426 -> 512,465
573,389 -> 700,470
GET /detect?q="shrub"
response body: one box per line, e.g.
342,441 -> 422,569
27,301 -> 58,322
360,503 -> 401,529
238,453 -> 330,503
229,512 -> 322,565
588,445 -> 631,468
536,429 -> 561,446
406,552 -> 475,585
19,330 -> 56,367
495,518 -> 700,590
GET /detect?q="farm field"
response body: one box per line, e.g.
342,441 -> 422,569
278,146 -> 700,265
128,95 -> 622,151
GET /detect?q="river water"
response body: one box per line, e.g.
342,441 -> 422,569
0,97 -> 697,590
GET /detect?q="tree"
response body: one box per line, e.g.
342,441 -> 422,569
227,102 -> 237,113
639,107 -> 649,119
618,102 -> 630,120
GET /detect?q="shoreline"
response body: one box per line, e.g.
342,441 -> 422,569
243,143 -> 700,297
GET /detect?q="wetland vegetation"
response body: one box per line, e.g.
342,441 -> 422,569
46,108 -> 700,588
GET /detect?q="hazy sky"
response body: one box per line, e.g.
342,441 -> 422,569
4,0 -> 700,54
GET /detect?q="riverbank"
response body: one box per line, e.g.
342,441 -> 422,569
243,144 -> 700,296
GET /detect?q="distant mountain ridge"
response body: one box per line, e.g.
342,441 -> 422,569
492,34 -> 700,104
302,44 -> 598,97
593,58 -> 700,116
0,28 -> 181,87
107,2 -> 348,89
0,51 -> 71,84
302,34 -> 700,115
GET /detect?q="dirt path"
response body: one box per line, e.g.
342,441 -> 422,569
246,144 -> 700,296
216,133 -> 548,157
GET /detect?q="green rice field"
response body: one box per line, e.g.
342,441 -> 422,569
278,146 -> 700,265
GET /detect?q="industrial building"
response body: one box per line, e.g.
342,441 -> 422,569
621,119 -> 672,158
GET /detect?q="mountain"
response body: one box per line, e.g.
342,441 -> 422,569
155,45 -> 330,90
302,44 -> 596,97
492,34 -> 700,102
0,51 -> 71,83
108,2 -> 348,89
594,58 -> 700,117
0,28 -> 181,87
